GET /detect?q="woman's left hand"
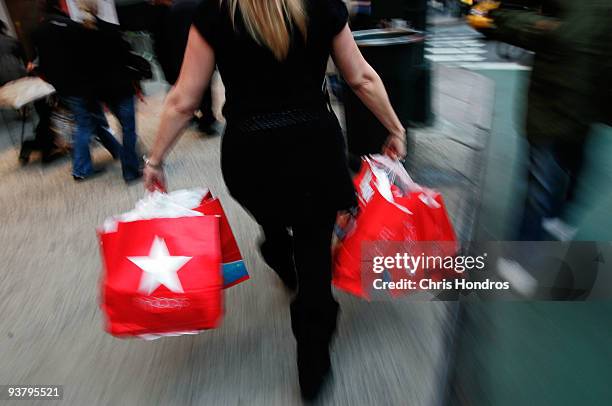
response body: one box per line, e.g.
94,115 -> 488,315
382,132 -> 407,161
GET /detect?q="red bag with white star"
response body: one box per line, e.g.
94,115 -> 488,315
98,190 -> 224,338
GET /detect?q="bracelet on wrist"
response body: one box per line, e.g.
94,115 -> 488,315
143,156 -> 163,170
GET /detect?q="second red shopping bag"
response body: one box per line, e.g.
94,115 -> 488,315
194,193 -> 249,288
333,156 -> 458,299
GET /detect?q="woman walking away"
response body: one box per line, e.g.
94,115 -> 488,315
143,0 -> 406,400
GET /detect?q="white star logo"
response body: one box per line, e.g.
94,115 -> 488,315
128,236 -> 192,295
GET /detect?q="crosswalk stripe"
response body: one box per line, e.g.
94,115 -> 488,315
428,35 -> 484,41
456,62 -> 531,70
428,41 -> 484,47
424,31 -> 491,65
429,39 -> 484,44
427,47 -> 487,55
426,54 -> 487,62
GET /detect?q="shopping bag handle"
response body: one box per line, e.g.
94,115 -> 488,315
362,157 -> 414,215
365,155 -> 442,209
366,154 -> 422,193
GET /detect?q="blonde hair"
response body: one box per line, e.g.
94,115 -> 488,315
78,0 -> 98,30
226,0 -> 308,61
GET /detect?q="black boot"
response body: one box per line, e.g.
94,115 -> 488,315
291,299 -> 339,401
297,339 -> 332,402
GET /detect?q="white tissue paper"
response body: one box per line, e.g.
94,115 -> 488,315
102,188 -> 210,233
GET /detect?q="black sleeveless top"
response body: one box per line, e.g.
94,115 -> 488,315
192,0 -> 348,120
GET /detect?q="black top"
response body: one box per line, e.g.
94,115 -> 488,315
34,14 -> 134,100
192,0 -> 348,119
193,1 -> 356,221
82,18 -> 136,100
33,13 -> 86,96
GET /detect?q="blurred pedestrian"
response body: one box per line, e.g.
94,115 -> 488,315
157,0 -> 218,134
0,20 -> 62,165
116,0 -> 218,134
18,95 -> 69,165
143,0 -> 405,399
31,0 -> 125,175
474,0 -> 612,240
61,0 -> 142,182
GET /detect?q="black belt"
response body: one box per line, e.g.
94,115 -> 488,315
233,107 -> 329,132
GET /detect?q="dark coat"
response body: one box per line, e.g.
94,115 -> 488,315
32,13 -> 86,96
33,13 -> 134,100
116,0 -> 199,85
490,0 -> 612,141
82,18 -> 136,101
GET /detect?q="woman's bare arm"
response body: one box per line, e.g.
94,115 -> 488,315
147,27 -> 216,167
331,24 -> 405,140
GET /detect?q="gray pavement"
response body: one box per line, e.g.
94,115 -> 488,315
411,65 -> 494,241
0,66 -> 493,405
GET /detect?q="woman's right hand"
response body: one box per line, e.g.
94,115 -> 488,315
143,163 -> 167,193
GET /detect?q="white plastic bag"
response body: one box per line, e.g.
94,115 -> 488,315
357,155 -> 421,214
102,188 -> 210,233
368,155 -> 441,209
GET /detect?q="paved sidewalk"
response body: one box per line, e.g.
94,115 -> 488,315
0,66 -> 493,405
411,65 -> 494,240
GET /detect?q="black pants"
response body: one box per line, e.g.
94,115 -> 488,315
221,110 -> 355,355
34,99 -> 54,153
22,99 -> 54,153
261,210 -> 339,348
20,98 -> 55,161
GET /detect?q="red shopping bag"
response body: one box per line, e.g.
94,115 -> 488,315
402,189 -> 456,242
334,187 -> 415,298
99,216 -> 223,337
390,189 -> 460,295
333,157 -> 459,299
194,194 -> 249,288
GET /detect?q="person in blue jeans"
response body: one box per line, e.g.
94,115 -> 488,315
65,96 -> 141,181
32,1 -> 141,181
37,0 -> 142,182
